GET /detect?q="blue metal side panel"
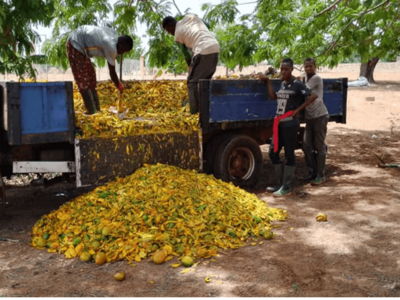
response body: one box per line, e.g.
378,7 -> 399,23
208,79 -> 345,123
19,83 -> 70,134
209,80 -> 281,123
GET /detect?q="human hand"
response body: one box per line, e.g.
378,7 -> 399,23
256,74 -> 270,82
118,82 -> 124,94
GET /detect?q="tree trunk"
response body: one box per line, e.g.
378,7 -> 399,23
359,56 -> 380,83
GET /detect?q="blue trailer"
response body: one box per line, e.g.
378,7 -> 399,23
0,78 -> 347,200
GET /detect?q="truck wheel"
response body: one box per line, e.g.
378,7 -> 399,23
213,135 -> 262,187
203,134 -> 235,174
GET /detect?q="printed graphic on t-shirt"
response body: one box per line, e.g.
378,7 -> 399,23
276,90 -> 294,115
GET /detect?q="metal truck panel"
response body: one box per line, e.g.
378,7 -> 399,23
202,78 -> 347,124
75,131 -> 201,187
0,81 -> 75,145
13,161 -> 75,173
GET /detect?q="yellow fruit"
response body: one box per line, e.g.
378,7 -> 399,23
91,240 -> 101,250
34,237 -> 46,248
316,213 -> 327,222
113,271 -> 125,281
153,250 -> 167,264
262,231 -> 274,240
181,256 -> 194,267
30,163 -> 289,266
102,227 -> 112,236
95,251 -> 107,265
80,251 -> 91,262
196,248 -> 208,258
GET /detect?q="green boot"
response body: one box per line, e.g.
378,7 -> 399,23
266,163 -> 283,193
81,89 -> 97,115
273,165 -> 295,197
311,154 -> 327,186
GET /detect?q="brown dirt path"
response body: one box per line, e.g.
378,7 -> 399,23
1,73 -> 400,297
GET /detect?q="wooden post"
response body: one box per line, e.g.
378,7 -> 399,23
120,54 -> 123,81
0,170 -> 6,201
140,56 -> 145,79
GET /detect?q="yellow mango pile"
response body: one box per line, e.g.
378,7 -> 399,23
74,80 -> 199,139
31,164 -> 288,264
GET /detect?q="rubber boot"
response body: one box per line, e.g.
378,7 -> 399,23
92,89 -> 100,111
81,89 -> 97,115
300,149 -> 317,181
187,85 -> 199,114
266,163 -> 283,193
311,154 -> 327,185
273,165 -> 295,197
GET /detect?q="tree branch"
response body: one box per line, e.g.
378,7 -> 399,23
314,0 -> 342,18
171,0 -> 182,15
322,0 -> 391,59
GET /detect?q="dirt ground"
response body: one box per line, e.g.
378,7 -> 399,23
1,69 -> 400,297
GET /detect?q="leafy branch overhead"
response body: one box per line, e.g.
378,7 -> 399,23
1,0 -> 399,78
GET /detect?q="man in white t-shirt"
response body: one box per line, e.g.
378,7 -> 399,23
162,15 -> 220,114
67,25 -> 133,114
301,58 -> 329,185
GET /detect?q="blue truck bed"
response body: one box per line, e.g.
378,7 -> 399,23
0,81 -> 75,145
199,78 -> 347,133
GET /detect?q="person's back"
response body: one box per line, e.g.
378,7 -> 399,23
68,25 -> 118,66
174,14 -> 219,57
162,14 -> 220,114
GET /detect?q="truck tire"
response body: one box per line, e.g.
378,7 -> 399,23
203,134 -> 235,174
213,135 -> 262,187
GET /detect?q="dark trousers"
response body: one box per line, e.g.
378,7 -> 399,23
269,123 -> 300,166
303,115 -> 328,156
187,53 -> 219,114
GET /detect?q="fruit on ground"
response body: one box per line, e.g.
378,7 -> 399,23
113,271 -> 126,281
153,250 -> 167,264
80,251 -> 91,262
263,231 -> 274,240
30,164 -> 289,264
95,251 -> 107,265
181,256 -> 194,267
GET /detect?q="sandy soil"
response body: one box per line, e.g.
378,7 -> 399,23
1,69 -> 400,297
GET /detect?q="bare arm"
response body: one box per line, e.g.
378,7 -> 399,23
292,92 -> 318,118
258,75 -> 277,100
108,63 -> 120,88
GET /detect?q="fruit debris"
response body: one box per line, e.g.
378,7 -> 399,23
316,213 -> 328,222
73,80 -> 199,139
30,164 -> 288,264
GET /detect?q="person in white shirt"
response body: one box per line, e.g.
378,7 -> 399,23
67,25 -> 133,114
301,58 -> 329,185
162,14 -> 220,114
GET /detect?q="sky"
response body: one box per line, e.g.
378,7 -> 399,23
35,0 -> 257,54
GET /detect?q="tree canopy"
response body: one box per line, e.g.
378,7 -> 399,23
1,0 -> 399,79
0,0 -> 55,78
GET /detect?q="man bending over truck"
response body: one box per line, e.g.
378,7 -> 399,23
66,25 -> 133,114
258,58 -> 318,196
162,15 -> 220,114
